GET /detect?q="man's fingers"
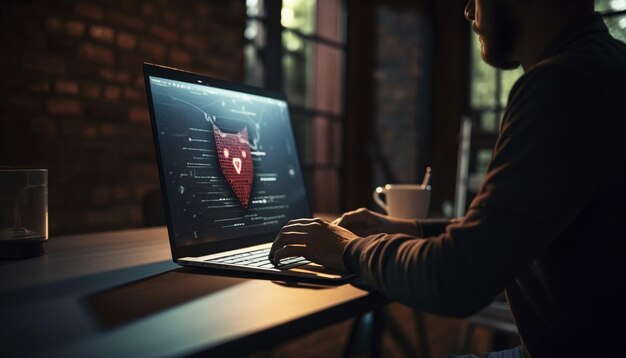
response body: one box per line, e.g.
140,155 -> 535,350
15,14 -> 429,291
272,245 -> 307,264
269,221 -> 322,264
269,232 -> 309,263
273,224 -> 317,248
269,217 -> 327,264
272,231 -> 309,247
273,221 -> 323,245
281,221 -> 323,231
285,218 -> 328,227
288,218 -> 320,223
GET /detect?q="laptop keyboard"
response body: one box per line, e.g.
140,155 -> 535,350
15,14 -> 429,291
204,248 -> 310,270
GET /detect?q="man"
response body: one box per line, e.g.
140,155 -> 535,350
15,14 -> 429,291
270,0 -> 626,356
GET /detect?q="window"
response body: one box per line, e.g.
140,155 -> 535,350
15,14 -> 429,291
244,0 -> 346,214
466,28 -> 523,193
596,0 -> 626,43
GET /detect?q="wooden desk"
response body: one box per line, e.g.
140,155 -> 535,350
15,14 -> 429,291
0,227 -> 387,356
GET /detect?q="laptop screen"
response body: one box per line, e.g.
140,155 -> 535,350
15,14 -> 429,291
147,74 -> 310,248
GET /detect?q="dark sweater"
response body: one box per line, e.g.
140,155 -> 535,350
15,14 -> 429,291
344,13 -> 625,357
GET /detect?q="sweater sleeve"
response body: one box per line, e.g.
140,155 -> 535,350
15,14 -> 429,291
343,64 -> 616,317
417,218 -> 455,237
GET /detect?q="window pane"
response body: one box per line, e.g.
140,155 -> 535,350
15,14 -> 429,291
282,0 -> 316,34
604,15 -> 626,44
312,168 -> 340,213
315,43 -> 344,114
290,112 -> 315,164
476,148 -> 493,175
332,120 -> 342,166
290,113 -> 341,213
480,110 -> 499,133
292,113 -> 339,166
244,19 -> 260,42
246,0 -> 264,17
313,115 -> 335,165
500,66 -> 524,105
317,0 -> 345,43
470,30 -> 497,108
244,20 -> 265,87
596,0 -> 626,13
283,35 -> 316,108
244,43 -> 263,87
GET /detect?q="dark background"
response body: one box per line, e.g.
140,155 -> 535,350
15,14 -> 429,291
0,0 -> 469,236
0,0 -> 245,234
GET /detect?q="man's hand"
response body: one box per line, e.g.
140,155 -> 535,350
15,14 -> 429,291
268,218 -> 360,271
332,208 -> 420,236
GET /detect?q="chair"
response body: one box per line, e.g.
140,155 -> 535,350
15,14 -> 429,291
343,308 -> 431,358
459,293 -> 518,352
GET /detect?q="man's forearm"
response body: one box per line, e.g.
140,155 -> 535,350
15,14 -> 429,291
343,208 -> 551,317
416,218 -> 454,237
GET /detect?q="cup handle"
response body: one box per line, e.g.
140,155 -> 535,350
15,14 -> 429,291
372,186 -> 388,213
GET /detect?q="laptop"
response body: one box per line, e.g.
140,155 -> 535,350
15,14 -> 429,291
143,63 -> 354,283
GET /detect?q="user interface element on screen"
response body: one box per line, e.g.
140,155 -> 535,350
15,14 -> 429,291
149,77 -> 309,246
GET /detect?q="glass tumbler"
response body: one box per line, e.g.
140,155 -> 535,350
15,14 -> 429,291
0,169 -> 48,258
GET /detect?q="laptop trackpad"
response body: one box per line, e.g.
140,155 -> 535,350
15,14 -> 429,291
288,262 -> 348,280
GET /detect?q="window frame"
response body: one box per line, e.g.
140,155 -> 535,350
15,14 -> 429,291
244,0 -> 348,213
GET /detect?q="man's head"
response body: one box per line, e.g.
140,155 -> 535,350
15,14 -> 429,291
465,0 -> 595,70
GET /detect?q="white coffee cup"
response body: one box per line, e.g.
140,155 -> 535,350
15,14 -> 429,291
372,184 -> 431,219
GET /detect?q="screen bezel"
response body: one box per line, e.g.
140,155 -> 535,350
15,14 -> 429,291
143,63 -> 313,260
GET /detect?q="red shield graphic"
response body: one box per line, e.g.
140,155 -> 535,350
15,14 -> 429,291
213,123 -> 254,208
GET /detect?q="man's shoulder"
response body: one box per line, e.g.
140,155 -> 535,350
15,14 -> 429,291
509,35 -> 626,116
541,36 -> 626,78
534,32 -> 626,110
504,60 -> 618,133
508,63 -> 595,108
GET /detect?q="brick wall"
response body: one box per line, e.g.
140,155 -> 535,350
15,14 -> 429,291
0,0 -> 245,235
372,2 -> 433,187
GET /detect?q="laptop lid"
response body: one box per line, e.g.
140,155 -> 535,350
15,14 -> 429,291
143,63 -> 312,261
